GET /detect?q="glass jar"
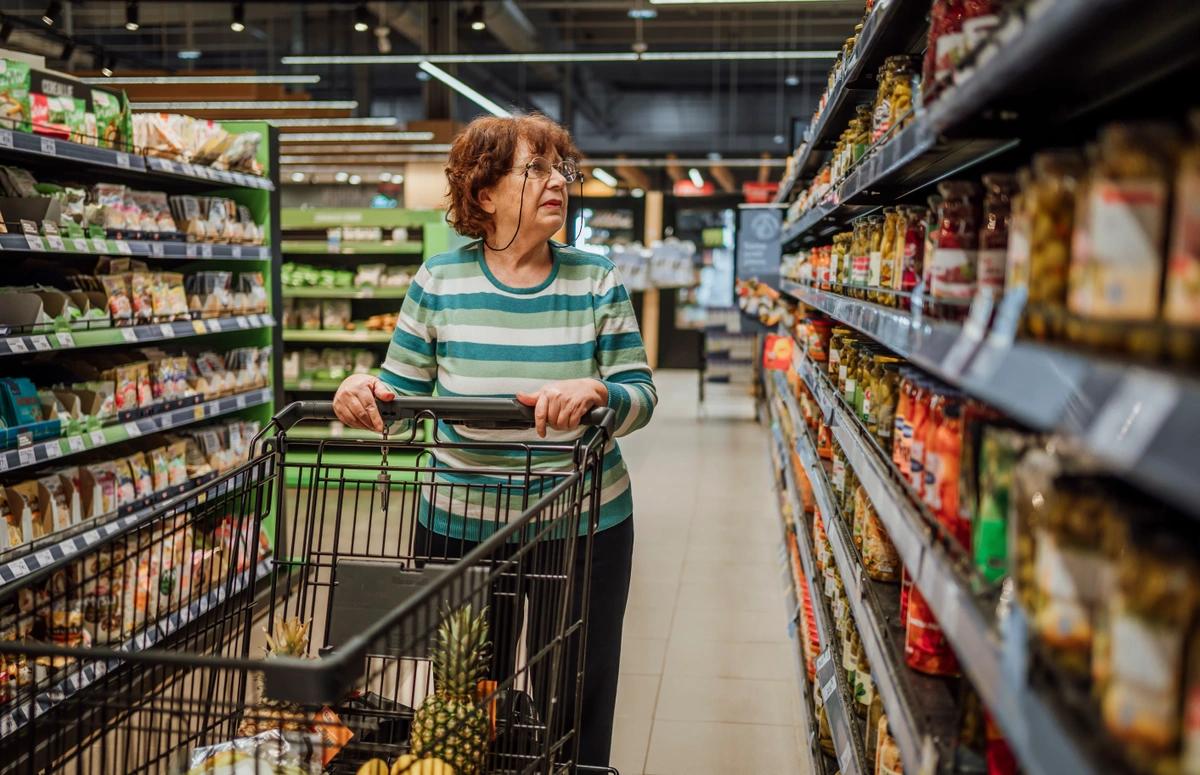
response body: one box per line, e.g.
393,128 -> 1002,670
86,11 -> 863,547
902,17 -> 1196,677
855,637 -> 874,719
888,56 -> 917,132
842,462 -> 860,516
907,378 -> 933,492
930,180 -> 981,301
978,173 -> 1018,293
901,206 -> 927,306
867,214 -> 885,298
872,60 -> 898,143
852,345 -> 875,417
893,367 -> 915,473
852,104 -> 872,165
1021,150 -> 1086,340
871,357 -> 902,453
926,393 -> 966,549
853,483 -> 870,552
850,218 -> 871,291
1165,113 -> 1200,327
905,584 -> 960,676
840,340 -> 860,400
828,326 -> 851,380
863,501 -> 900,582
878,207 -> 900,305
1004,166 -> 1034,292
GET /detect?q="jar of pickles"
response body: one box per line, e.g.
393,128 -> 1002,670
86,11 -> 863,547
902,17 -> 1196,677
872,58 -> 899,143
1016,150 -> 1085,340
867,214 -> 885,298
850,218 -> 871,292
828,326 -> 851,380
840,339 -> 860,399
888,56 -> 918,132
834,232 -> 853,289
852,344 -> 877,419
878,207 -> 900,306
868,355 -> 902,453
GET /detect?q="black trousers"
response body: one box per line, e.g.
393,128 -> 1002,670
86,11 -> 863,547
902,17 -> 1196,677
413,516 -> 633,767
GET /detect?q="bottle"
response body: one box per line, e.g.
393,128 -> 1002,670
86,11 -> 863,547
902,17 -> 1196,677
978,173 -> 1018,293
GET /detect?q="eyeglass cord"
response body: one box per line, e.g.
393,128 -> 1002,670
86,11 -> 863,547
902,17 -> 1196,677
483,170 -> 586,253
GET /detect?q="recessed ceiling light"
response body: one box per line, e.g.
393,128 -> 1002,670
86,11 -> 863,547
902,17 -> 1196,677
124,1 -> 140,31
688,168 -> 704,188
378,172 -> 392,182
354,3 -> 370,32
348,174 -> 362,185
334,171 -> 349,182
177,50 -> 202,61
628,8 -> 658,19
230,0 -> 246,32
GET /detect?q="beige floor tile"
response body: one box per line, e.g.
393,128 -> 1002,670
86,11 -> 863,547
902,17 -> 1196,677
661,638 -> 795,682
610,712 -> 652,775
620,637 -> 669,675
632,549 -> 684,585
627,576 -> 681,611
684,540 -> 781,566
678,559 -> 782,589
653,674 -> 796,725
643,720 -> 803,775
670,606 -> 788,644
622,605 -> 676,641
614,672 -> 661,724
674,579 -> 785,614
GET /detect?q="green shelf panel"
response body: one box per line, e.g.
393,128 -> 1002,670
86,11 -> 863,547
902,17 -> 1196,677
281,240 -> 423,255
282,449 -> 422,485
282,329 -> 392,344
282,287 -> 408,299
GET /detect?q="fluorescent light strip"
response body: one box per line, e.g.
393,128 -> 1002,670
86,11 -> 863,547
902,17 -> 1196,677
130,100 -> 358,110
268,117 -> 398,127
281,153 -> 448,163
587,157 -> 786,167
282,50 -> 835,65
651,0 -> 833,4
279,131 -> 435,142
81,74 -> 320,85
688,168 -> 705,187
418,62 -> 511,118
590,168 -> 619,187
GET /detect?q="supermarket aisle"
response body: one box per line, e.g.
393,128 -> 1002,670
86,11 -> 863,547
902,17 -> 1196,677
609,370 -> 805,775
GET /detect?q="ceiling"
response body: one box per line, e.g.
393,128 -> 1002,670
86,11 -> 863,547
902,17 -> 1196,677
0,0 -> 866,189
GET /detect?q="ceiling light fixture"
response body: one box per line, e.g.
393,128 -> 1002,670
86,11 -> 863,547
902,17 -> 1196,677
282,50 -> 835,65
378,172 -> 392,182
85,74 -> 321,85
334,171 -> 349,182
267,117 -> 397,127
290,171 -> 306,182
100,56 -> 114,77
392,173 -> 404,183
230,1 -> 245,32
177,50 -> 202,60
42,1 -> 62,27
348,174 -> 363,185
631,188 -> 646,198
688,168 -> 705,188
591,168 -> 619,187
125,1 -> 140,31
278,131 -> 436,142
418,61 -> 511,118
785,73 -> 800,86
469,4 -> 487,31
650,0 -> 832,4
353,3 -> 370,32
130,99 -> 358,110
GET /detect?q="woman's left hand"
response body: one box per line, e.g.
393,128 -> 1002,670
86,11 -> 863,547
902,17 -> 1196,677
516,379 -> 608,437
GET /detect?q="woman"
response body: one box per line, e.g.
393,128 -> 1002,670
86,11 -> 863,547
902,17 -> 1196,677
333,112 -> 656,766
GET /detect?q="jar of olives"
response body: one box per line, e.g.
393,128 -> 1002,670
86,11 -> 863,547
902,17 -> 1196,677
1018,150 -> 1085,340
867,214 -> 886,298
879,207 -> 900,305
888,56 -> 917,132
850,219 -> 871,293
868,356 -> 902,452
841,340 -> 861,401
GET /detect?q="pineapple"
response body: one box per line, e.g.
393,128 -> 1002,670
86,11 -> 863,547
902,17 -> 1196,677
409,605 -> 491,775
240,616 -> 313,735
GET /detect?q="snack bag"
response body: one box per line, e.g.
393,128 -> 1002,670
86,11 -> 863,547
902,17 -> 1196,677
0,59 -> 31,131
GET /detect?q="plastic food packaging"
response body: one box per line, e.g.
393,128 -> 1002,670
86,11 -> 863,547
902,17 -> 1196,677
862,504 -> 900,582
876,714 -> 903,775
925,393 -> 967,549
904,584 -> 959,676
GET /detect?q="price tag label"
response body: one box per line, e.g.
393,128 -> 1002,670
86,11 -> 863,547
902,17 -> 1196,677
24,234 -> 45,251
39,136 -> 56,155
90,430 -> 106,447
72,238 -> 89,252
838,741 -> 854,773
942,288 -> 994,376
816,648 -> 832,671
0,129 -> 12,148
56,331 -> 74,348
33,549 -> 55,568
236,316 -> 249,329
92,236 -> 109,253
235,394 -> 247,409
162,158 -> 177,173
44,442 -> 61,459
185,244 -> 197,258
114,239 -> 132,255
115,152 -> 131,168
68,436 -> 85,453
8,338 -> 27,353
248,314 -> 262,327
159,323 -> 174,338
30,335 -> 50,351
231,245 -> 243,258
194,405 -> 206,421
8,558 -> 30,577
150,241 -> 165,257
206,319 -> 221,332
201,244 -> 213,258
821,674 -> 837,701
17,447 -> 35,467
124,422 -> 142,438
192,320 -> 207,335
46,235 -> 65,251
121,328 -> 139,342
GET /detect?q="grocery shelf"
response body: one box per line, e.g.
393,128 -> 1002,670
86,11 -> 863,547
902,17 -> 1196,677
0,313 -> 276,358
0,468 -> 233,589
283,378 -> 344,392
0,233 -> 269,260
281,240 -> 423,255
789,354 -> 1102,775
782,366 -> 960,774
282,286 -> 408,299
0,557 -> 273,740
775,0 -> 930,203
282,329 -> 392,344
769,392 -> 867,775
782,281 -> 1200,520
0,128 -> 273,191
283,424 -> 391,441
0,387 -> 271,479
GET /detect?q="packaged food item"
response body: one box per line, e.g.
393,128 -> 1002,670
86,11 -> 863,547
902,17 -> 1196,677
1103,530 -> 1198,769
930,181 -> 981,300
867,214 -> 885,293
972,427 -> 1022,584
862,504 -> 900,582
905,584 -> 959,676
81,546 -> 126,644
851,218 -> 871,289
100,274 -> 133,323
114,458 -> 137,505
1165,113 -> 1200,326
876,714 -> 903,775
924,393 -> 966,549
907,378 -> 932,490
978,174 -> 1017,293
322,300 -> 352,331
1068,123 -> 1178,324
0,59 -> 31,132
879,207 -> 899,304
893,368 -> 914,474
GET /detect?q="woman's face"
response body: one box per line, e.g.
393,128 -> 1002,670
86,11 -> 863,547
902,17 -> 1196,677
480,138 -> 569,245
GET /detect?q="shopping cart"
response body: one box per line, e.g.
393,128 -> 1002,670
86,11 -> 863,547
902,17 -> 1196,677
0,397 -> 617,775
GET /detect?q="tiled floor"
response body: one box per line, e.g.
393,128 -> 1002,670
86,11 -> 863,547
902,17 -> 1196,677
609,370 -> 806,775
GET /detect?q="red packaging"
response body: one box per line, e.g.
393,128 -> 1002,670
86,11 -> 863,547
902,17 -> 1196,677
985,712 -> 1018,775
930,180 -> 982,301
904,584 -> 960,676
925,395 -> 967,549
908,380 -> 933,492
893,369 -> 915,475
900,207 -> 927,308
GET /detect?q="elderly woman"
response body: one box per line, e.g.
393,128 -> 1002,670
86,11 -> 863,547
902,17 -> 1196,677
333,113 -> 656,766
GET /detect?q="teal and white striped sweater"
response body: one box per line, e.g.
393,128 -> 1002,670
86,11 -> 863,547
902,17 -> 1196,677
378,239 -> 657,539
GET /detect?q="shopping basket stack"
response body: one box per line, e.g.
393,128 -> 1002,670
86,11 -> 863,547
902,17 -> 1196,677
0,397 -> 615,775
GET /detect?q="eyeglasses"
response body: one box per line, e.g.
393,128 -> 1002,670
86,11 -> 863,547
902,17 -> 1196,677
513,156 -> 581,183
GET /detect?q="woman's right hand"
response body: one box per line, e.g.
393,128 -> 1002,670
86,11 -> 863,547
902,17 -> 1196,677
333,373 -> 396,432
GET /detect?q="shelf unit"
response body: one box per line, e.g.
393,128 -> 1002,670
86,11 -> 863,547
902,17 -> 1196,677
777,0 -> 1200,248
777,340 -> 1103,775
0,117 -> 282,569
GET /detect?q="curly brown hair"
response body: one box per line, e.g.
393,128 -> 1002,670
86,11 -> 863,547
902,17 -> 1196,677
444,113 -> 581,239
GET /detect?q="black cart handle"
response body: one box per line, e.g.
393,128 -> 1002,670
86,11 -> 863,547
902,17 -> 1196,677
273,397 -> 615,435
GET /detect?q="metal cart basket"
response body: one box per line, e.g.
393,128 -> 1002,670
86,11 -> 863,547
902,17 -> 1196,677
0,397 -> 615,775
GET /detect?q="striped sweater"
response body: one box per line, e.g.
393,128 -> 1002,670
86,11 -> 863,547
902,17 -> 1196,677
378,239 -> 657,539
